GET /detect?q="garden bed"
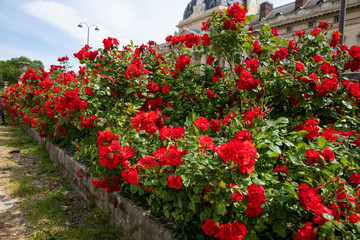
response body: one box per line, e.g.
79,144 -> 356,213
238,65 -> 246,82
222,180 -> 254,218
24,125 -> 172,240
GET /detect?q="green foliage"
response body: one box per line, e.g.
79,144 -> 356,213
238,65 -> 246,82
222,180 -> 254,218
0,56 -> 44,87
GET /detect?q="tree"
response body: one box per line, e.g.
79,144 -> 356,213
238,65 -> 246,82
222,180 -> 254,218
0,56 -> 44,87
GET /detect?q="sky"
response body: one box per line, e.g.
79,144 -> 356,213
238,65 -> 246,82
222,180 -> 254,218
0,0 -> 293,71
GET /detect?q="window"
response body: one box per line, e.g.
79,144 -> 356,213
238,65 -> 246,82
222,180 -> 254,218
309,21 -> 316,28
287,26 -> 293,33
334,15 -> 339,23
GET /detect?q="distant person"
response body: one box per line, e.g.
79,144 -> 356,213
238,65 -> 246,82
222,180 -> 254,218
0,95 -> 6,125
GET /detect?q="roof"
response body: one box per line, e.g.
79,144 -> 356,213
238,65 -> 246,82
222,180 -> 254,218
251,0 -> 330,23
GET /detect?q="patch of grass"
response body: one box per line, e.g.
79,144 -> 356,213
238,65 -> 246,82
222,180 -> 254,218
0,120 -> 123,240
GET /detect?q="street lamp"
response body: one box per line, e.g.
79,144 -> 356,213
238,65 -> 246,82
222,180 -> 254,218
78,22 -> 99,46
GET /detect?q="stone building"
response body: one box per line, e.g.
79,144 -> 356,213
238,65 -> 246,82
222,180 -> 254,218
177,0 -> 259,35
174,0 -> 360,47
251,0 -> 360,47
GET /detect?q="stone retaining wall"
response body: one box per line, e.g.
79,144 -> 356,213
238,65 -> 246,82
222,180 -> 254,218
25,126 -> 173,240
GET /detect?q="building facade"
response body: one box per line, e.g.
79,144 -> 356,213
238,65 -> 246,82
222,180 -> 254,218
175,0 -> 360,47
177,0 -> 258,35
251,0 -> 360,47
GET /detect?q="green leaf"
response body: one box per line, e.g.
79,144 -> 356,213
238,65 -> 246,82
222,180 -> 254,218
191,195 -> 201,203
252,178 -> 265,186
272,221 -> 287,238
216,201 -> 227,216
318,137 -> 328,148
189,202 -> 196,212
130,184 -> 138,194
269,143 -> 282,155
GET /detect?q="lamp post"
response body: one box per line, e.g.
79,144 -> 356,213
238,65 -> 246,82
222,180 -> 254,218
338,0 -> 347,45
77,22 -> 99,46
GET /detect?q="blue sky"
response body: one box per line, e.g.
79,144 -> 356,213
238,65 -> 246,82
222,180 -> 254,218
0,0 -> 292,70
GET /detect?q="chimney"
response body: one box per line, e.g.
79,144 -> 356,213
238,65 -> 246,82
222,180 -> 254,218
295,0 -> 308,9
260,2 -> 273,19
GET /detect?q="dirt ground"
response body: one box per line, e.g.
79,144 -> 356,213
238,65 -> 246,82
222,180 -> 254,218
0,122 -> 122,240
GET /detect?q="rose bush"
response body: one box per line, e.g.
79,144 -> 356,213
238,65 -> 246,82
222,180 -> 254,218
2,4 -> 360,239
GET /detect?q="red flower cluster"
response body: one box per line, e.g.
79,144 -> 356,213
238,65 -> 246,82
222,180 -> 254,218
153,145 -> 185,167
194,117 -> 209,131
344,45 -> 360,71
92,176 -> 121,193
271,47 -> 288,61
57,56 -> 69,62
318,21 -> 330,30
216,130 -> 258,174
130,110 -> 160,134
245,184 -> 265,217
60,88 -> 88,112
199,135 -> 215,151
175,55 -> 191,71
316,73 -> 338,97
229,183 -> 243,202
159,126 -> 185,140
273,166 -> 290,179
73,45 -> 98,61
245,58 -> 259,72
102,37 -> 119,51
343,80 -> 360,101
305,147 -> 335,165
184,33 -> 201,48
125,58 -> 143,79
227,2 -> 247,23
295,118 -> 319,140
167,173 -> 182,189
252,41 -> 262,57
224,20 -> 237,30
80,114 -> 97,128
212,66 -> 224,81
242,107 -> 265,128
97,129 -> 135,171
295,222 -> 317,240
330,31 -> 340,48
202,219 -> 247,240
237,69 -> 260,91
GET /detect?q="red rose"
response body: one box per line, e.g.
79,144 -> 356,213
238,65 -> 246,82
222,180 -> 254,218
245,58 -> 259,72
247,184 -> 265,205
194,117 -> 209,131
295,222 -> 317,240
229,221 -> 247,240
297,183 -> 322,211
229,183 -> 243,202
311,27 -> 320,36
162,83 -> 169,94
330,30 -> 340,48
245,202 -> 264,217
349,213 -> 359,223
199,135 -> 215,151
209,119 -> 221,132
172,126 -> 185,139
322,147 -> 335,161
207,55 -> 214,65
201,219 -> 219,235
206,89 -> 216,98
272,28 -> 278,36
121,168 -> 139,184
167,173 -> 182,189
159,126 -> 173,141
314,55 -> 323,63
214,223 -> 231,240
137,156 -> 159,168
349,173 -> 360,188
296,60 -> 305,71
147,81 -> 159,93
